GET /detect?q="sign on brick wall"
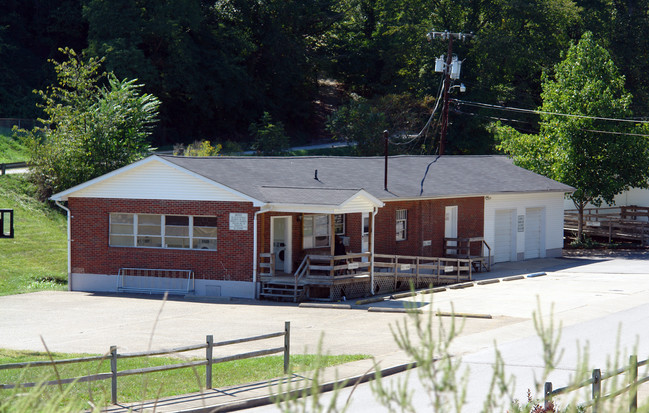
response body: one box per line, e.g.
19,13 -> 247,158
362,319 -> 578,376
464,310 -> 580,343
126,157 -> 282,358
229,213 -> 248,231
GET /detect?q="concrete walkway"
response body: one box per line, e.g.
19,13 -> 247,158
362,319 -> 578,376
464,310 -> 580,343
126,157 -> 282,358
2,251 -> 648,412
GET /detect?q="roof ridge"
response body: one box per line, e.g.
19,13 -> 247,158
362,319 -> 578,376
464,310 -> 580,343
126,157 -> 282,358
261,185 -> 362,191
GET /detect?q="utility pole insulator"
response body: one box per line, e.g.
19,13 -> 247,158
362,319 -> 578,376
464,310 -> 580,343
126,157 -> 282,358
427,30 -> 473,155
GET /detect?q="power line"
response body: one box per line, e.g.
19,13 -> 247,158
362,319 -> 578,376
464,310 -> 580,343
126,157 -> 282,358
579,129 -> 649,138
388,77 -> 445,146
457,108 -> 649,138
454,99 -> 649,124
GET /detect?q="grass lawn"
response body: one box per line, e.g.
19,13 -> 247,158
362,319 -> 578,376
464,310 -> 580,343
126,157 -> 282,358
0,348 -> 370,411
0,134 -> 29,163
0,174 -> 68,295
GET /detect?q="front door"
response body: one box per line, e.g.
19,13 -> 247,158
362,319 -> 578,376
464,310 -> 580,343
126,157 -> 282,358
271,216 -> 292,273
445,206 -> 458,255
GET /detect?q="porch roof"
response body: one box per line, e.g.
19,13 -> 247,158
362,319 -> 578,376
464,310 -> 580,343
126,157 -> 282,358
259,187 -> 384,213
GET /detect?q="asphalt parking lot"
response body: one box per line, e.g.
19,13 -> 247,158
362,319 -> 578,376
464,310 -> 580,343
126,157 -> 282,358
2,251 -> 648,363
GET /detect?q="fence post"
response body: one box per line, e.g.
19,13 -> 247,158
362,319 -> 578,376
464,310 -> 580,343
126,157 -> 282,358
110,346 -> 118,405
544,382 -> 553,410
592,368 -> 601,413
206,335 -> 213,389
393,256 -> 398,291
284,321 -> 291,374
630,355 -> 638,413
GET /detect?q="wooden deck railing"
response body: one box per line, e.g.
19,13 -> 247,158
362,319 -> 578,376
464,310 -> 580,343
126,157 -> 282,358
259,252 -> 275,277
0,323 -> 290,406
373,254 -> 481,285
565,205 -> 649,245
306,252 -> 371,277
443,237 -> 491,271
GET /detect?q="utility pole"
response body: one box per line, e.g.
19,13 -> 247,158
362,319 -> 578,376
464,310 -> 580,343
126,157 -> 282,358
427,30 -> 472,155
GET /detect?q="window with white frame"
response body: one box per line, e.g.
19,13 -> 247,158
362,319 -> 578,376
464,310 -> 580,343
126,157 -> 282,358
334,214 -> 345,235
303,214 -> 330,248
109,213 -> 217,250
396,209 -> 407,241
302,214 -> 345,249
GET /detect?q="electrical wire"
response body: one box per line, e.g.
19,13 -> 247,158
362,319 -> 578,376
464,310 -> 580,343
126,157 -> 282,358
388,77 -> 446,146
454,99 -> 649,124
458,108 -> 649,138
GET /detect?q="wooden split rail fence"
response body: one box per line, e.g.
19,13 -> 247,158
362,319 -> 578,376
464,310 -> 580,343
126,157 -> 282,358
544,355 -> 647,412
0,322 -> 290,406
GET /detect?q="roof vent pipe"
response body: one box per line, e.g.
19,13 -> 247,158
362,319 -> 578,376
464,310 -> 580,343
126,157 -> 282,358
384,130 -> 389,191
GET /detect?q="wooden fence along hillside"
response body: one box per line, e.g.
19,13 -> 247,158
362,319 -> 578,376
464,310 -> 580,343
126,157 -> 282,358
565,206 -> 649,246
545,355 -> 648,412
0,322 -> 290,405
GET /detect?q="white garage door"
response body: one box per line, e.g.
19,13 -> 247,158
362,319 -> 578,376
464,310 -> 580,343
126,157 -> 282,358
525,208 -> 544,259
494,209 -> 514,263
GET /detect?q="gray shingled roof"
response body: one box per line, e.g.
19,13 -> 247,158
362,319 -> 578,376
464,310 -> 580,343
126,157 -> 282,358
159,155 -> 573,203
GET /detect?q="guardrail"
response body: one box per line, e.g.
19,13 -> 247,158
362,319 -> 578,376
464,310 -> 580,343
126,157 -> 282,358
544,354 -> 647,412
0,161 -> 27,175
0,322 -> 290,405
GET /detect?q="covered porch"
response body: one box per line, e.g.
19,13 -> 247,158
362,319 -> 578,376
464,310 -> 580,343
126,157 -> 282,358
254,188 -> 383,302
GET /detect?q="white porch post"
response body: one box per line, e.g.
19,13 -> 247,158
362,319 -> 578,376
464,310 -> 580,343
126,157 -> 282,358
253,210 -> 263,299
330,214 -> 335,278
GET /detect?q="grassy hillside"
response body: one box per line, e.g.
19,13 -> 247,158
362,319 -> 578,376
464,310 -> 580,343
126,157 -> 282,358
0,134 -> 29,163
0,175 -> 67,295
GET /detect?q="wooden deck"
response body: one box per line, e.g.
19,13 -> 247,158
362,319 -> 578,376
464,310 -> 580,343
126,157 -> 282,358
565,206 -> 649,245
258,249 -> 490,302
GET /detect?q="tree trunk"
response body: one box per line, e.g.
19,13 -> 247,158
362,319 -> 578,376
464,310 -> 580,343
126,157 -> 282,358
577,202 -> 584,242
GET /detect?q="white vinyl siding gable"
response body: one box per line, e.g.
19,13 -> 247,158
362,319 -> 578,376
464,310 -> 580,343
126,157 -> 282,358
71,159 -> 252,202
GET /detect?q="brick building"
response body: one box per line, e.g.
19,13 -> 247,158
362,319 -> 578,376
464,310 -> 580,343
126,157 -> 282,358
50,155 -> 573,300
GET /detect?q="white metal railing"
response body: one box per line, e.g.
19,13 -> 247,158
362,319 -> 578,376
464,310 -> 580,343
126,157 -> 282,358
117,268 -> 194,295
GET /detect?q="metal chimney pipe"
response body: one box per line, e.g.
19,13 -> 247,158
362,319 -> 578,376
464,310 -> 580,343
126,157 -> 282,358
384,130 -> 389,191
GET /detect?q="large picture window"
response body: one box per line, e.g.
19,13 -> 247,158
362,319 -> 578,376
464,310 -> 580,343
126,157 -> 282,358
109,213 -> 217,250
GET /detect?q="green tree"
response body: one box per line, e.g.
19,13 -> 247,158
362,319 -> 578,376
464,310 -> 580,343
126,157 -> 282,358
496,32 -> 649,240
327,98 -> 388,156
21,48 -> 160,200
174,140 -> 222,157
249,112 -> 291,156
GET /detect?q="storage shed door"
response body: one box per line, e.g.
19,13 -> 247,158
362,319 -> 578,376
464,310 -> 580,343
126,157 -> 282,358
494,209 -> 515,263
525,208 -> 544,259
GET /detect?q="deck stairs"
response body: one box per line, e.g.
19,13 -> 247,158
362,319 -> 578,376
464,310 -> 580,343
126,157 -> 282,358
259,279 -> 305,302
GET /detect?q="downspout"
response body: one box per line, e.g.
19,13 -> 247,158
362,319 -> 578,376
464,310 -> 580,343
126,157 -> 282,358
370,207 -> 379,295
55,201 -> 72,291
253,209 -> 264,299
